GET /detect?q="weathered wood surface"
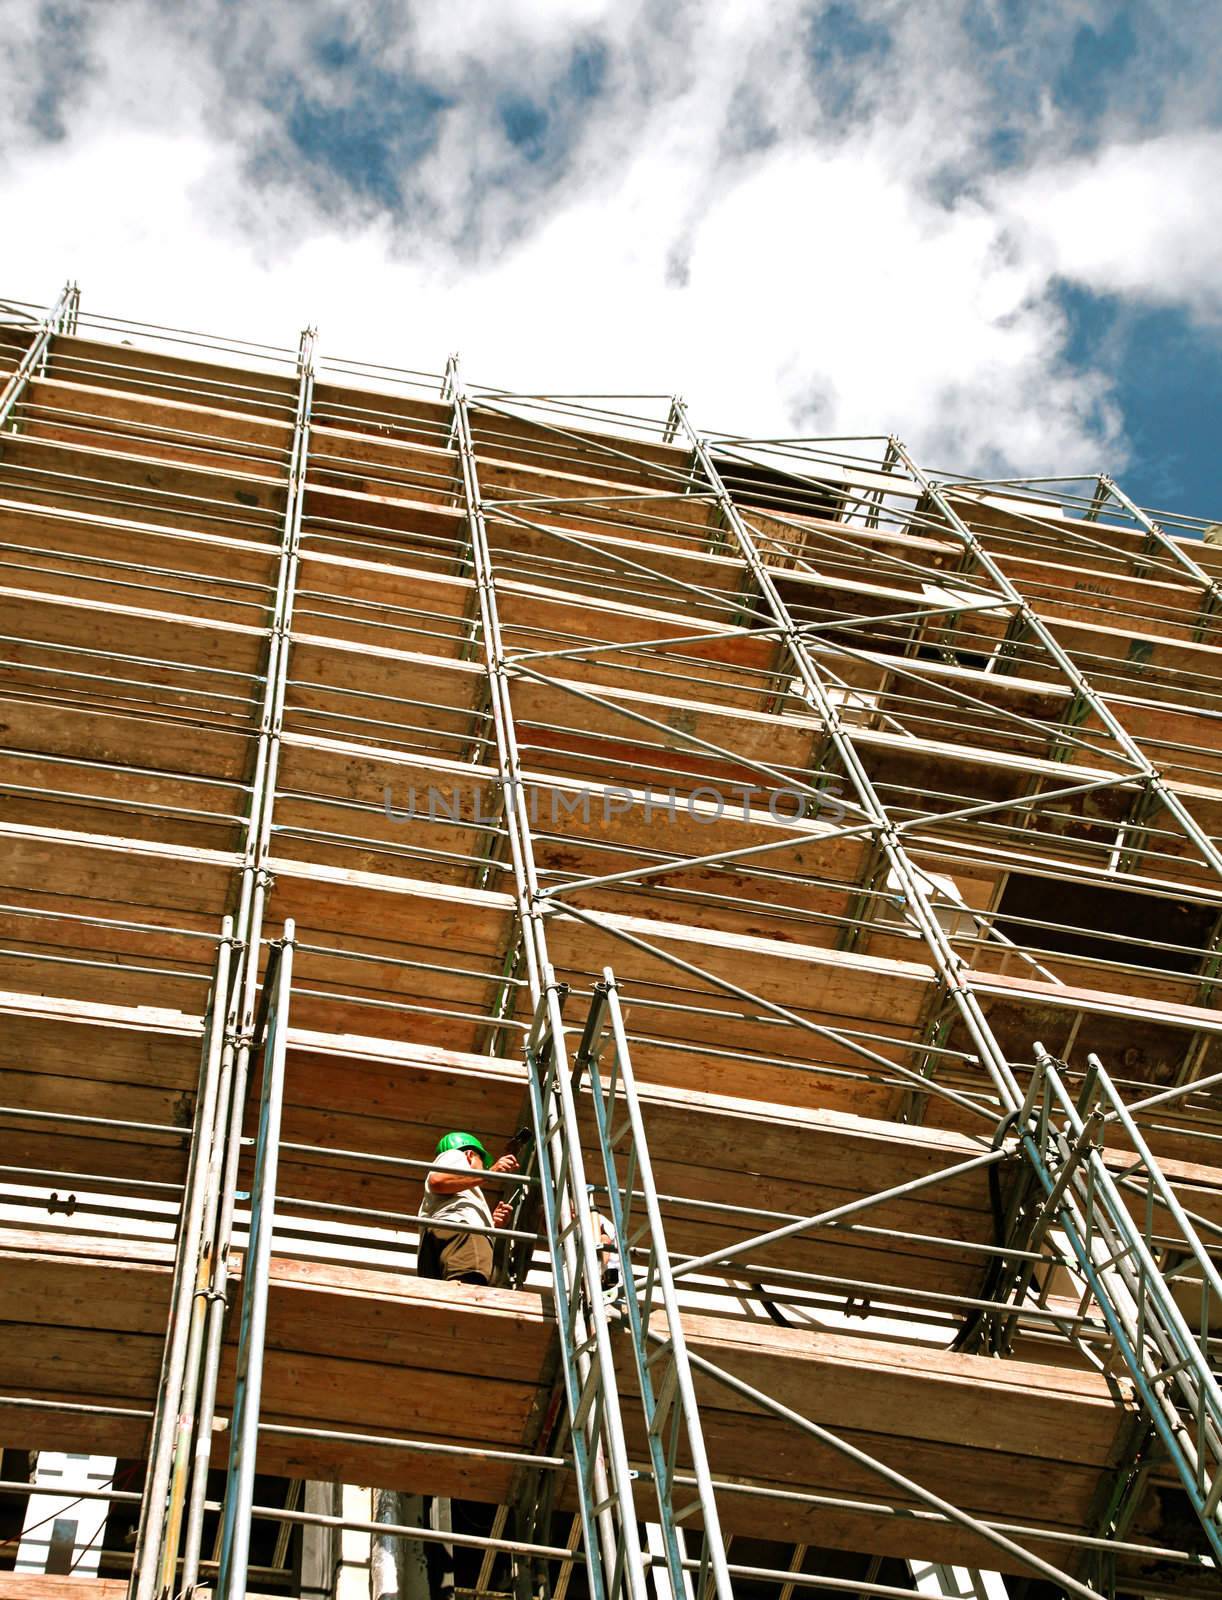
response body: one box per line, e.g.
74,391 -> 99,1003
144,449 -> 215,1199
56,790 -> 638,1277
0,1582 -> 281,1600
0,1233 -> 1135,1573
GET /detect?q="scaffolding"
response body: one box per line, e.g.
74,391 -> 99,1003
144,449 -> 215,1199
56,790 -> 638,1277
0,284 -> 1220,1600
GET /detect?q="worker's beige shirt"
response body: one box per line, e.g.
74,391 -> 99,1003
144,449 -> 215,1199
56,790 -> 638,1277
421,1147 -> 493,1236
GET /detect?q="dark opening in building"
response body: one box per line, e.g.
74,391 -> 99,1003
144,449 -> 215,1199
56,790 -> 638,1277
705,452 -> 845,521
995,874 -> 1216,975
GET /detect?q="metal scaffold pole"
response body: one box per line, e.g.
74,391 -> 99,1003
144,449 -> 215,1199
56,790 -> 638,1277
670,404 -> 1028,1117
578,970 -> 733,1600
1098,472 -> 1222,624
180,325 -> 317,1598
8,284 -> 1222,1600
127,324 -> 317,1600
216,921 -> 296,1600
125,917 -> 237,1600
1028,1044 -> 1222,1560
895,445 -> 1222,886
0,280 -> 78,430
447,355 -> 651,1600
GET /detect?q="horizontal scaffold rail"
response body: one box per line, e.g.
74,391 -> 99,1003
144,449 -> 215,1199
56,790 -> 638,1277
3,280 -> 1222,1599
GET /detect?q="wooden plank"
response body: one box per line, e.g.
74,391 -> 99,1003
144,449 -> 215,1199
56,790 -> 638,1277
295,546 -> 779,715
0,823 -> 238,914
312,380 -> 448,436
976,969 -> 1222,1037
0,748 -> 243,851
0,1000 -> 1007,1296
0,1581 -> 280,1600
0,584 -> 266,675
546,905 -> 933,1027
24,370 -> 292,457
0,434 -> 285,523
0,495 -> 278,578
273,733 -> 870,945
0,696 -> 253,781
49,334 -> 297,417
0,1580 -> 131,1600
0,1236 -> 1134,1573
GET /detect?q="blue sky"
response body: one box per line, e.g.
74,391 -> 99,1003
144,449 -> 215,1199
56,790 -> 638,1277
1,0 -> 1219,517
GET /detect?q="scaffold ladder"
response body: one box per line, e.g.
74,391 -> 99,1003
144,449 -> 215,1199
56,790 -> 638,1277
525,978 -> 651,1600
1029,1045 -> 1222,1564
575,971 -> 733,1600
216,922 -> 296,1600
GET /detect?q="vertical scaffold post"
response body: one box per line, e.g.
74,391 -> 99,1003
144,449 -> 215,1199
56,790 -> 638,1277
446,355 -> 649,1600
124,323 -> 322,1600
579,971 -> 733,1600
175,324 -> 316,1598
216,920 -> 296,1600
525,990 -> 651,1600
894,447 -> 1222,888
669,404 -> 1027,1118
1099,473 -> 1222,632
1029,1045 -> 1222,1560
126,918 -> 236,1600
0,280 -> 78,430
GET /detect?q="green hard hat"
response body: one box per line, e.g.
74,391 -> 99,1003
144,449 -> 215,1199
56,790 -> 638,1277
437,1130 -> 490,1165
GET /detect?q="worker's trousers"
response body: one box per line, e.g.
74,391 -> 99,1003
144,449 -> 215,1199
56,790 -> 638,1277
420,1226 -> 493,1284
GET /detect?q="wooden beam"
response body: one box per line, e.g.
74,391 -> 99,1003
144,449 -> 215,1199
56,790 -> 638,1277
0,1235 -> 1136,1576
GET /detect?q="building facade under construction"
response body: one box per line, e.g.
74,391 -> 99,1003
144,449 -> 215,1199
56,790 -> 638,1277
0,284 -> 1220,1600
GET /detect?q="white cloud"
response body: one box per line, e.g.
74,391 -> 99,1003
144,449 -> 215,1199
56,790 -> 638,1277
992,130 -> 1222,324
409,0 -> 625,65
0,0 -> 1216,481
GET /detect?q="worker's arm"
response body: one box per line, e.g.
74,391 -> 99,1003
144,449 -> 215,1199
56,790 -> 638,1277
427,1150 -> 519,1196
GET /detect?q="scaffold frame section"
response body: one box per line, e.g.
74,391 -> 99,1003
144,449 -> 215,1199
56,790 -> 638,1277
0,280 -> 1221,1599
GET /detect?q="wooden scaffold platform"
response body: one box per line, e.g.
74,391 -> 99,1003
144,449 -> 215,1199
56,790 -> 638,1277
0,285 -> 1220,1600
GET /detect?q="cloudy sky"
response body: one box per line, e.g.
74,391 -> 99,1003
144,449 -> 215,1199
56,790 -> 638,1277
2,0 -> 1219,513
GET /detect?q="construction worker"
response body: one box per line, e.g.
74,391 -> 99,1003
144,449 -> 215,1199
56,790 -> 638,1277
590,1201 -> 620,1293
417,1131 -> 520,1285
